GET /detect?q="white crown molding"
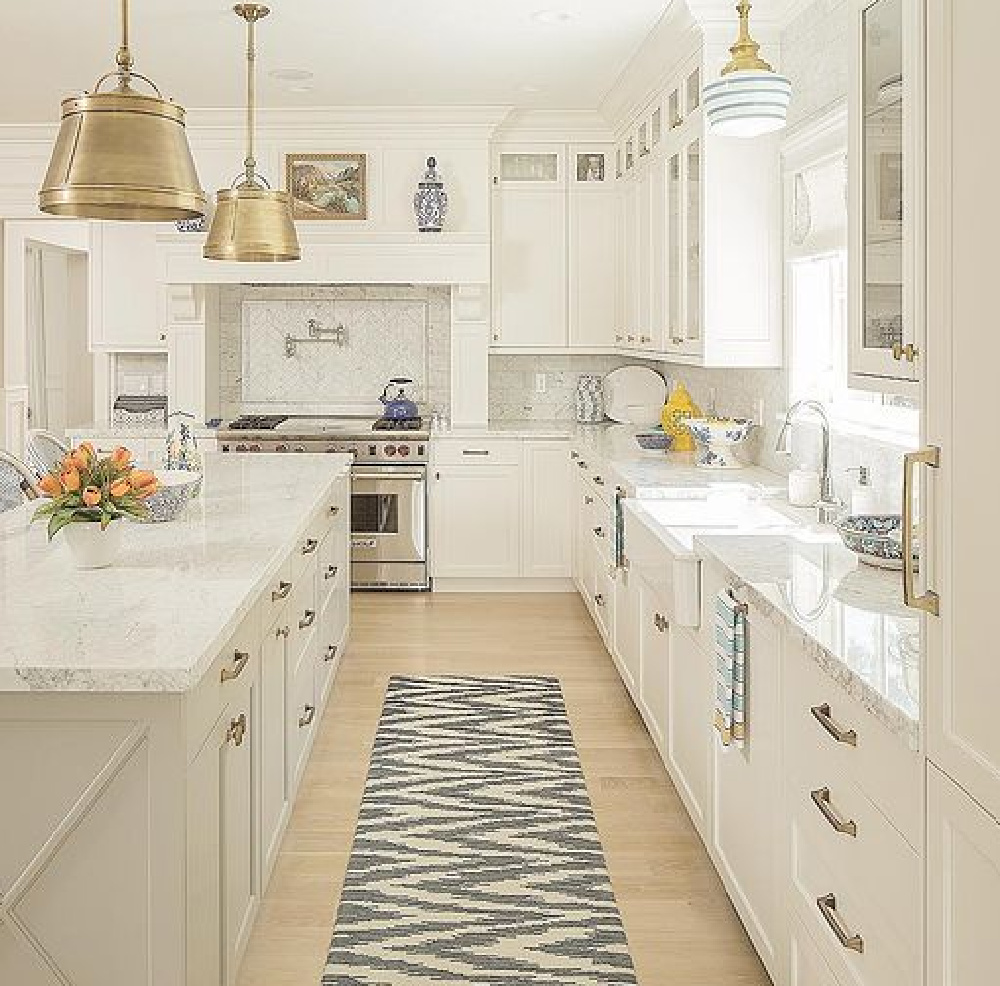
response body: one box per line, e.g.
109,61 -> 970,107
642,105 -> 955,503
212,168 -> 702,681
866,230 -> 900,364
493,109 -> 614,143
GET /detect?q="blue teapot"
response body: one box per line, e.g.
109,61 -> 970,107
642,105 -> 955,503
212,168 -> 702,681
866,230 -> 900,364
379,378 -> 419,420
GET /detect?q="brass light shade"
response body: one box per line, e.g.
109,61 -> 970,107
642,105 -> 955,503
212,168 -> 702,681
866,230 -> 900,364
204,4 -> 301,262
38,0 -> 205,220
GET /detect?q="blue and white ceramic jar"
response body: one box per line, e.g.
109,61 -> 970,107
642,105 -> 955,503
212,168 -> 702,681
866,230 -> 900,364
414,157 -> 448,233
575,374 -> 605,424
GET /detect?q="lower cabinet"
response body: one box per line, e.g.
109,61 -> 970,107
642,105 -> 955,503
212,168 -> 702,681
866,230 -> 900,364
788,915 -> 840,986
259,617 -> 290,886
637,576 -> 670,754
522,440 -> 572,578
612,564 -> 641,697
927,763 -> 1000,986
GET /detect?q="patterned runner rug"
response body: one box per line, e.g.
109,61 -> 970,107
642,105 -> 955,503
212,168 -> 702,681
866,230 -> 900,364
321,675 -> 638,985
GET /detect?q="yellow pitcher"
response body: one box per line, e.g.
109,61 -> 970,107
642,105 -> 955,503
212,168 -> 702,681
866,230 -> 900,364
661,383 -> 702,452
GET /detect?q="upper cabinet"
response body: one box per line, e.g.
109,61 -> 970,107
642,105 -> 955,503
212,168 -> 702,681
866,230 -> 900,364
848,0 -> 923,395
491,143 -> 618,351
616,50 -> 782,368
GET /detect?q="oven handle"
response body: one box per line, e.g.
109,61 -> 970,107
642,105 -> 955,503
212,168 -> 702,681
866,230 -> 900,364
352,471 -> 426,482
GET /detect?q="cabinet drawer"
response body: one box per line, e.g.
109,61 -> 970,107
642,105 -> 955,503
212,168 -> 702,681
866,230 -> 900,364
262,557 -> 294,629
286,574 -> 319,667
291,515 -> 327,583
285,632 -> 317,797
785,647 -> 921,848
790,819 -> 919,986
586,494 -> 614,567
788,764 -> 920,964
318,533 -> 348,610
434,438 -> 522,466
571,455 -> 611,505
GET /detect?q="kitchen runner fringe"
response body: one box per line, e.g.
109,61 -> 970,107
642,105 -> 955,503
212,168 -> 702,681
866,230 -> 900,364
320,675 -> 638,985
715,590 -> 748,748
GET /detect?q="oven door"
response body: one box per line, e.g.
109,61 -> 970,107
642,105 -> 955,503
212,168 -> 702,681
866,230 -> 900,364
350,467 -> 426,565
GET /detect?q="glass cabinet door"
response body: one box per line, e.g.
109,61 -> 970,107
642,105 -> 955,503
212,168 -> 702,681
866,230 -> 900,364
666,152 -> 683,344
849,0 -> 920,391
684,138 -> 702,352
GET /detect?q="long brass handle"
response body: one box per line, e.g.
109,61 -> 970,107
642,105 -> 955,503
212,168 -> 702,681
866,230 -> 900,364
298,704 -> 316,728
324,564 -> 339,581
810,704 -> 858,747
902,446 -> 941,616
271,580 -> 292,601
301,538 -> 319,555
810,787 -> 858,837
227,713 -> 247,747
462,449 -> 490,456
324,644 -> 338,663
220,649 -> 250,683
299,609 -> 316,630
816,893 -> 864,953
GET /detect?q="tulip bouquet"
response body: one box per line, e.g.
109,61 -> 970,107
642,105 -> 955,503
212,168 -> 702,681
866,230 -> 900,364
34,444 -> 161,539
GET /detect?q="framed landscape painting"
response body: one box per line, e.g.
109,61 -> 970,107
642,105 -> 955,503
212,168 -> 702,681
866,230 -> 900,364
285,152 -> 368,220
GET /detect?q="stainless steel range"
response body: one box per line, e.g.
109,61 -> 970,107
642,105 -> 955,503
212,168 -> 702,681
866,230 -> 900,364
219,416 -> 429,590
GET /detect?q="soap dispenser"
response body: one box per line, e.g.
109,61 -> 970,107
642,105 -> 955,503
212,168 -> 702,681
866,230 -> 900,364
847,466 -> 878,515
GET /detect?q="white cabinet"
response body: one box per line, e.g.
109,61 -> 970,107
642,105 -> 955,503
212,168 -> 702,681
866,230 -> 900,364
637,577 -> 670,753
167,323 -> 207,421
432,452 -> 522,579
710,595 -> 783,981
788,915 -> 841,986
90,223 -> 167,351
666,624 -> 711,836
568,187 -> 620,348
259,617 -> 290,887
522,440 -> 572,578
612,564 -> 641,698
927,764 -> 1000,986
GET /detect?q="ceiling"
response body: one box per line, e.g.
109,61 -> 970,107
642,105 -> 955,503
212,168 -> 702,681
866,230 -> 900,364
1,1 -> 674,124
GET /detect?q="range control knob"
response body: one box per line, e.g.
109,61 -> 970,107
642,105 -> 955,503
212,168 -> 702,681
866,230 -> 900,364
397,444 -> 411,457
275,443 -> 289,452
384,444 -> 397,457
248,443 -> 262,452
294,444 -> 306,452
234,443 -> 247,452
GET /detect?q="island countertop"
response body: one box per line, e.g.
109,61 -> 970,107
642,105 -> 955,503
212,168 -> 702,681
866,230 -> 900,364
0,453 -> 351,693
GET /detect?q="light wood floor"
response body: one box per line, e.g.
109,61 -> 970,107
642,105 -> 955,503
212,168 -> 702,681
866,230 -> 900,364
236,592 -> 771,986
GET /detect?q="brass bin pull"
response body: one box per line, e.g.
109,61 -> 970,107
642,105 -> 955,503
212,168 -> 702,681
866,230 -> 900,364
902,446 -> 941,616
324,644 -> 338,663
271,580 -> 292,601
301,538 -> 319,555
220,649 -> 250,683
810,703 -> 858,747
299,609 -> 316,630
299,704 -> 316,728
810,787 -> 858,837
227,713 -> 247,747
816,893 -> 864,953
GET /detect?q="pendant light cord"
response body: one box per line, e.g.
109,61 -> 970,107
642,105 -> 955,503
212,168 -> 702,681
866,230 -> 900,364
245,12 -> 257,184
116,0 -> 134,81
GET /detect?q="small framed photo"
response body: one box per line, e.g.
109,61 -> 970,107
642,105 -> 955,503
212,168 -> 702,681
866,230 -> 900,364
576,153 -> 606,182
285,152 -> 368,220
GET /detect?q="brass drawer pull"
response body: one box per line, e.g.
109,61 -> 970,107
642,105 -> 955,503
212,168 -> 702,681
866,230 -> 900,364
276,624 -> 290,639
329,505 -> 341,516
324,564 -> 339,581
577,460 -> 589,469
654,613 -> 667,632
324,644 -> 338,663
570,450 -> 580,460
299,609 -> 316,630
462,449 -> 490,456
584,495 -> 594,505
301,538 -> 319,555
227,713 -> 247,747
810,704 -> 857,747
594,593 -> 605,607
816,893 -> 864,953
593,526 -> 605,538
810,787 -> 858,837
220,649 -> 250,683
271,580 -> 292,601
298,704 -> 316,728
593,475 -> 605,486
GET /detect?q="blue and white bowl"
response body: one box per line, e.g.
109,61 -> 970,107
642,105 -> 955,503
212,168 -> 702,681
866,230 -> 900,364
635,430 -> 673,452
684,417 -> 756,469
137,470 -> 203,523
836,514 -> 905,569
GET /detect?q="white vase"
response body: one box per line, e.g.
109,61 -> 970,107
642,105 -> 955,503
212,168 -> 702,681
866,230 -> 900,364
62,521 -> 124,569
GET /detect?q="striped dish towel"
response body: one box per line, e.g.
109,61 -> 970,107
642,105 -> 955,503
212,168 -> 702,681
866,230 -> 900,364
714,590 -> 748,748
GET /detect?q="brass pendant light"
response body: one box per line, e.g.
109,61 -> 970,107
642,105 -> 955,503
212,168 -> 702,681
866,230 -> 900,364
38,0 -> 205,220
204,4 -> 300,262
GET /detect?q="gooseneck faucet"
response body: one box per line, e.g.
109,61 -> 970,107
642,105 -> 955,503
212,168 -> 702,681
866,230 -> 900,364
775,400 -> 842,523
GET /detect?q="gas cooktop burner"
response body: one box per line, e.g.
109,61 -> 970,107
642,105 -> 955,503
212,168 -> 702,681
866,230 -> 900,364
372,417 -> 424,432
227,415 -> 288,431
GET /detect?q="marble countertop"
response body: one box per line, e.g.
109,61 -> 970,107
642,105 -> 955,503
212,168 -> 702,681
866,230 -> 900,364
696,531 -> 919,747
433,420 -> 576,439
66,423 -> 219,439
0,454 -> 350,693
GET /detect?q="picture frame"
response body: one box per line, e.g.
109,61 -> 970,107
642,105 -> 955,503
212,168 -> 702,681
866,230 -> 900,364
575,153 -> 606,183
285,152 -> 368,220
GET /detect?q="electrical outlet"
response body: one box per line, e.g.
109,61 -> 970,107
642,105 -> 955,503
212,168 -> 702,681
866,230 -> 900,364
755,398 -> 766,426
535,372 -> 547,394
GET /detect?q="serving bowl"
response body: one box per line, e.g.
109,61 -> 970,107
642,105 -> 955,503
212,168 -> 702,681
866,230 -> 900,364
684,417 -> 756,469
138,469 -> 203,523
635,429 -> 674,452
836,514 -> 905,569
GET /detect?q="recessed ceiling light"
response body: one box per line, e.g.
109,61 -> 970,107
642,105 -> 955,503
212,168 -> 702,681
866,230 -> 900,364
518,84 -> 544,94
532,10 -> 574,25
287,84 -> 315,94
269,68 -> 314,83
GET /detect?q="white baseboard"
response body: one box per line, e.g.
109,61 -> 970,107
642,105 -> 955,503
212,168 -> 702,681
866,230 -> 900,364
432,577 -> 576,593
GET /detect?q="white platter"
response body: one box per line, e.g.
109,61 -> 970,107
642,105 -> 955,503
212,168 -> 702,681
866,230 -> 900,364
602,366 -> 667,425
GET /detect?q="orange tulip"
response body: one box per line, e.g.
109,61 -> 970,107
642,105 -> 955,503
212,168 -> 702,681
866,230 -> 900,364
82,486 -> 102,507
111,446 -> 132,468
129,469 -> 157,491
38,473 -> 62,497
60,468 -> 81,493
79,441 -> 95,458
109,479 -> 130,498
68,448 -> 90,471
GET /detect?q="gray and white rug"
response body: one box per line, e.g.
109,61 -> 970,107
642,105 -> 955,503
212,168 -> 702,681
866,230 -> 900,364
321,675 -> 638,985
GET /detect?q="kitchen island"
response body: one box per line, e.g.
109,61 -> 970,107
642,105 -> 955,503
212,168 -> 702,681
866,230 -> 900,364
0,453 -> 351,986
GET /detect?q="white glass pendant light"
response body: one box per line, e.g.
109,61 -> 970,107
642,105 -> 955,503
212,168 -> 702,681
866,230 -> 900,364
204,4 -> 300,262
703,1 -> 792,138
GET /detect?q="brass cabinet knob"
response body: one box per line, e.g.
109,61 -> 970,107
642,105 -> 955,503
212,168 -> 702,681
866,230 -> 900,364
227,713 -> 247,747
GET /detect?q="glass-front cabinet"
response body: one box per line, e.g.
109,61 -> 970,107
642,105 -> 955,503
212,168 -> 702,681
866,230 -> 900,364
849,0 -> 923,394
